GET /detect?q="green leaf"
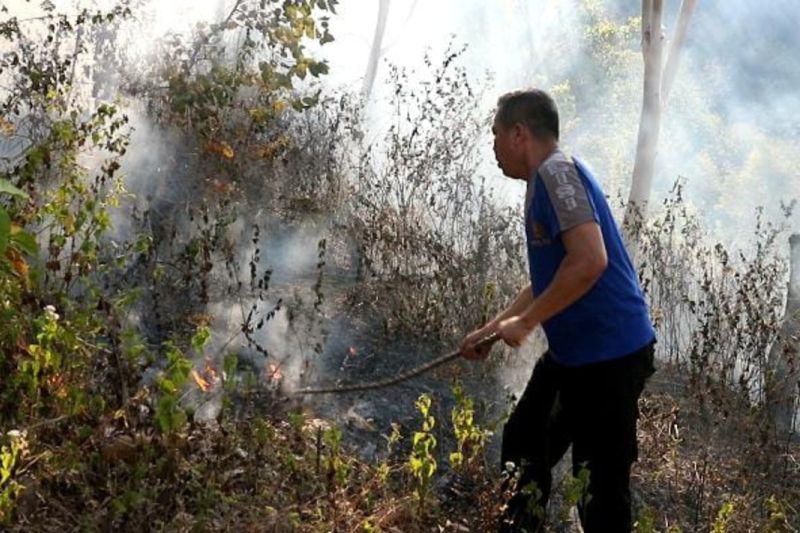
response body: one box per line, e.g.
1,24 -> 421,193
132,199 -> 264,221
449,451 -> 463,467
308,61 -> 329,77
0,207 -> 9,256
11,230 -> 38,255
191,325 -> 211,352
0,178 -> 27,198
158,376 -> 177,394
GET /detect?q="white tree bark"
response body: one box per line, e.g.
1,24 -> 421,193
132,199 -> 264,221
362,0 -> 391,99
623,0 -> 697,250
661,0 -> 698,106
624,0 -> 664,239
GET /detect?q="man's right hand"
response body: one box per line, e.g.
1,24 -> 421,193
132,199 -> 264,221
460,325 -> 497,361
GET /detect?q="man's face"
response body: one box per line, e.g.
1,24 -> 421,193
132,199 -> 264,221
492,117 -> 524,179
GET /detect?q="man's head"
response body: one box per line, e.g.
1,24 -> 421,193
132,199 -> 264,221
492,89 -> 559,180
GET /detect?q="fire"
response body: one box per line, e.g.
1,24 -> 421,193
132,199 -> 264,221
192,361 -> 220,392
266,363 -> 283,382
191,369 -> 211,392
47,373 -> 69,398
204,362 -> 219,385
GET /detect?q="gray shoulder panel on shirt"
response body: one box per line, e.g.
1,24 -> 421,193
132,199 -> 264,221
538,151 -> 595,233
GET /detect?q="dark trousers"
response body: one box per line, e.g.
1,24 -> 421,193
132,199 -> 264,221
499,343 -> 655,533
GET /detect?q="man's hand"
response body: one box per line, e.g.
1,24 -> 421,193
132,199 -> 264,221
460,326 -> 496,360
497,316 -> 537,347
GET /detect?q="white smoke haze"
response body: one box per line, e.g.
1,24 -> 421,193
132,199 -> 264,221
24,0 -> 794,241
9,0 -> 798,239
4,0 -> 798,421
320,0 -> 800,242
147,0 -> 796,406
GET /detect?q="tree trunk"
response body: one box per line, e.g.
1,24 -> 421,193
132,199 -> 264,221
623,0 -> 664,246
623,0 -> 697,254
767,234 -> 800,435
362,0 -> 390,99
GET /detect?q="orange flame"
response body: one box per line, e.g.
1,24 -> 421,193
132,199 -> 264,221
266,363 -> 283,382
191,369 -> 211,392
204,361 -> 219,385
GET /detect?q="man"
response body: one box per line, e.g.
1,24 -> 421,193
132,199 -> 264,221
460,89 -> 656,533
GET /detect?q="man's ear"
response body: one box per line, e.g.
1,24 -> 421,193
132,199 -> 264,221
512,123 -> 526,144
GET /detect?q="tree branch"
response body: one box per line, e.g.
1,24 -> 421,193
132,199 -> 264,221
362,0 -> 390,98
187,0 -> 246,71
661,0 -> 697,106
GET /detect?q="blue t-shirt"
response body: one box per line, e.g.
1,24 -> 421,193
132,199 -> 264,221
525,149 -> 655,366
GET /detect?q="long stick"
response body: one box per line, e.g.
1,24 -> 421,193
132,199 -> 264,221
293,333 -> 500,395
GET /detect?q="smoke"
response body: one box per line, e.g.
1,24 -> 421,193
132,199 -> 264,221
16,0 -> 346,409
14,0 -> 799,240
321,0 -> 800,241
7,0 -> 798,419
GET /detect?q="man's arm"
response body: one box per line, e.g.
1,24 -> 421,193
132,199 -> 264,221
460,283 -> 534,359
497,221 -> 608,347
491,283 -> 535,326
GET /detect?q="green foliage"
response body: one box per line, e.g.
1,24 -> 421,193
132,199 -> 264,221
190,325 -> 211,353
711,498 -> 735,533
152,334 -> 207,435
142,0 -> 337,146
635,505 -> 658,533
223,352 -> 238,392
0,179 -> 26,198
449,381 -> 490,473
0,178 -> 37,278
19,306 -> 64,395
360,518 -> 379,533
120,327 -> 150,366
253,417 -> 274,446
386,422 -> 403,454
288,410 -> 306,431
157,342 -> 192,395
765,495 -> 794,532
0,0 -> 132,429
0,431 -> 26,524
519,481 -> 545,526
409,394 -> 437,512
323,426 -> 350,487
559,464 -> 592,523
155,394 -> 187,435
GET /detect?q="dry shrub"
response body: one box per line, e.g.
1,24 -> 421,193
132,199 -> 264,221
632,183 -> 799,531
343,48 -> 527,344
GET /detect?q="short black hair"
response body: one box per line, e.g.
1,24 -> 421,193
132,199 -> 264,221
495,89 -> 559,141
